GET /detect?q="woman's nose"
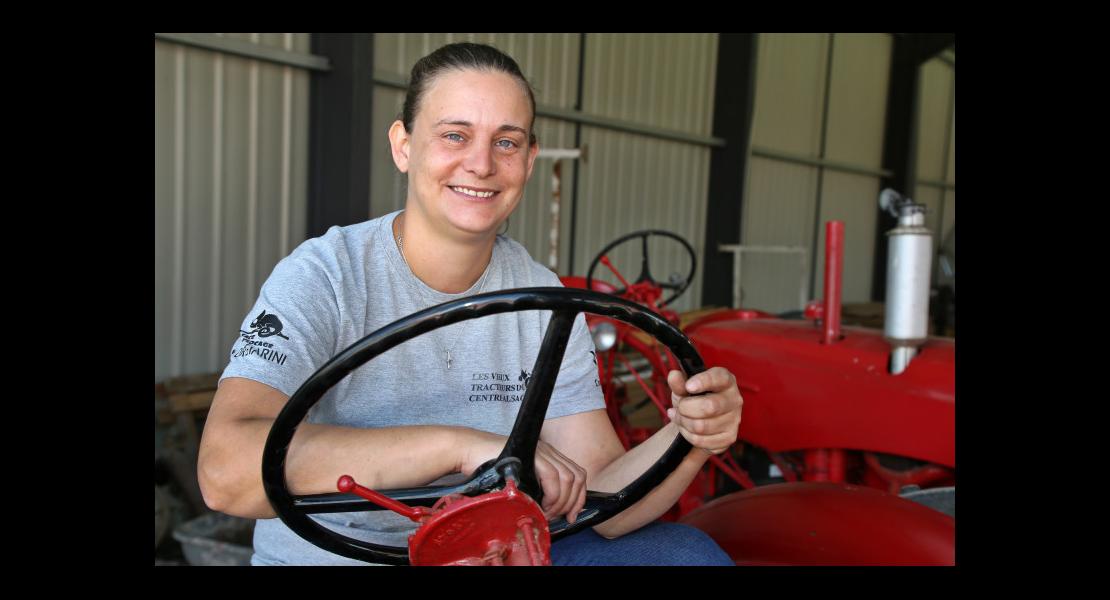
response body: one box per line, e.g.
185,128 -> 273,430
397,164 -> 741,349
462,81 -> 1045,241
462,142 -> 496,178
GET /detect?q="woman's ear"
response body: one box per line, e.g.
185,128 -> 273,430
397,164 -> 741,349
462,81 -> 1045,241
388,120 -> 410,173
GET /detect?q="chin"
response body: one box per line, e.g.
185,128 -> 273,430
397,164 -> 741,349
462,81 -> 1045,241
448,214 -> 506,237
443,201 -> 516,237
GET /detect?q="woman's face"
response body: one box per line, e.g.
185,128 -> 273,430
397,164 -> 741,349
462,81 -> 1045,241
390,68 -> 539,239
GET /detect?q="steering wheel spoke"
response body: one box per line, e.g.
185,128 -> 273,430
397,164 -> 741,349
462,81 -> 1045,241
497,310 -> 577,502
637,233 -> 653,283
544,491 -> 621,535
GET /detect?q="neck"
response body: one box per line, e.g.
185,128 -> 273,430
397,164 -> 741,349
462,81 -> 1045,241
394,210 -> 496,294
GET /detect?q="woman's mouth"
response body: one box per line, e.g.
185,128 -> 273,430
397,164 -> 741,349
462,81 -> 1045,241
449,185 -> 499,200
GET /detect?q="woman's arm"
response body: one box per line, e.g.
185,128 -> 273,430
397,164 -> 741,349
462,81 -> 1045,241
197,377 -> 470,519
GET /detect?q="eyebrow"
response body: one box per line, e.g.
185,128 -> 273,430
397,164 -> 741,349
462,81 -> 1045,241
434,119 -> 528,136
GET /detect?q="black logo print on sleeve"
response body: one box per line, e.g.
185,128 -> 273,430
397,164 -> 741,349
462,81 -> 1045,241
233,309 -> 291,366
241,310 -> 290,339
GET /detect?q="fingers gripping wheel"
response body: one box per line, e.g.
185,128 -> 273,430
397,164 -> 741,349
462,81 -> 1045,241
262,288 -> 705,565
585,230 -> 697,308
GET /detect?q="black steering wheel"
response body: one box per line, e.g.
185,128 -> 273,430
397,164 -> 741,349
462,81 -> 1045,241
585,230 -> 697,308
262,287 -> 705,565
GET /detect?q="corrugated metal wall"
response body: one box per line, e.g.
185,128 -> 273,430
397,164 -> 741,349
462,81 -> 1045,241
371,33 -> 717,314
813,33 -> 892,302
575,34 -> 716,314
155,34 -> 311,383
743,33 -> 891,314
744,34 -> 829,313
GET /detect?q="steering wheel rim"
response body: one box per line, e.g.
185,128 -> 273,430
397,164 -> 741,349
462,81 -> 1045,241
262,287 -> 705,565
585,229 -> 697,308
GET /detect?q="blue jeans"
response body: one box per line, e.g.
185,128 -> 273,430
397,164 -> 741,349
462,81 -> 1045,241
549,521 -> 734,566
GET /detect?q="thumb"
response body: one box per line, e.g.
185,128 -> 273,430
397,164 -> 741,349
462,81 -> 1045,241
667,369 -> 687,398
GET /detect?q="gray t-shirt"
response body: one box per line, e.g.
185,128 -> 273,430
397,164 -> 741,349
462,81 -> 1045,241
220,210 -> 605,565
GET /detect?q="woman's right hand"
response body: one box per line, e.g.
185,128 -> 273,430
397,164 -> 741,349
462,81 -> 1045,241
457,428 -> 588,524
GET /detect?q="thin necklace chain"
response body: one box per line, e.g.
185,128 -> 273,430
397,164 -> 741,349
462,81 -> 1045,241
395,215 -> 474,370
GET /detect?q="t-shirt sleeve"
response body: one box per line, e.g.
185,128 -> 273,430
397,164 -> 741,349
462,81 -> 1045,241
219,250 -> 340,398
544,299 -> 606,420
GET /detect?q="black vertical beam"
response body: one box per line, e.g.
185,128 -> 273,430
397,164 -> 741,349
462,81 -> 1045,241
873,33 -> 954,301
873,35 -> 917,301
307,33 -> 374,239
701,33 -> 758,308
809,33 -> 836,303
568,33 -> 588,276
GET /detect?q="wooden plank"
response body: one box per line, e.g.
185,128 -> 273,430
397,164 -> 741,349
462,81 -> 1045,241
162,372 -> 221,395
169,390 -> 217,413
841,302 -> 885,330
155,397 -> 176,424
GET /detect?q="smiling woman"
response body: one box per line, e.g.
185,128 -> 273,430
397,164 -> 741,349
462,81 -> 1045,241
197,42 -> 740,566
387,66 -> 540,293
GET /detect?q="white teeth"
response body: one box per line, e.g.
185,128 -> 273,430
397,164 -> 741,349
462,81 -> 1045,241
452,186 -> 495,198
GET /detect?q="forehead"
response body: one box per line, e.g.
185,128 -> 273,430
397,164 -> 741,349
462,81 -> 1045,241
417,69 -> 532,130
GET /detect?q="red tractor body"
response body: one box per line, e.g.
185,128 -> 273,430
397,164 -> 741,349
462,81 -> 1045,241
678,482 -> 955,566
685,314 -> 955,470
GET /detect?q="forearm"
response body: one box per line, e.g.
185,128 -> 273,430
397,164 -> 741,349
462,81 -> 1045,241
588,422 -> 710,539
199,419 -> 466,520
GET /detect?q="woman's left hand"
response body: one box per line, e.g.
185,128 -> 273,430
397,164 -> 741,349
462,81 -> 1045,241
665,367 -> 743,455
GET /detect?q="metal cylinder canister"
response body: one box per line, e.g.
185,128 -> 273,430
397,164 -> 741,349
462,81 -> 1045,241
884,205 -> 932,373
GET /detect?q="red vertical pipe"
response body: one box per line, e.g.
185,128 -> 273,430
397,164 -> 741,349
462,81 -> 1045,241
823,221 -> 844,345
804,450 -> 830,482
828,449 -> 846,483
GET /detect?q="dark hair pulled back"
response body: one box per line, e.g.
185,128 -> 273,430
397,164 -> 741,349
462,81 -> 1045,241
401,42 -> 537,145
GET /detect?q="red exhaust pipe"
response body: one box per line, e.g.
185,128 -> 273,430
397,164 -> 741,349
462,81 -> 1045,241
823,221 -> 844,345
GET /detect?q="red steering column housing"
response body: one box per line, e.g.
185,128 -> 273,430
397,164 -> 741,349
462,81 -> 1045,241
339,473 -> 551,566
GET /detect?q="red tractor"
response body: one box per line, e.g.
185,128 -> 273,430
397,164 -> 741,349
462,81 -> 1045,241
260,191 -> 954,566
563,190 -> 954,565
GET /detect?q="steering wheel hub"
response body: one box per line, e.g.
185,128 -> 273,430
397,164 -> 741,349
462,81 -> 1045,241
408,477 -> 551,566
